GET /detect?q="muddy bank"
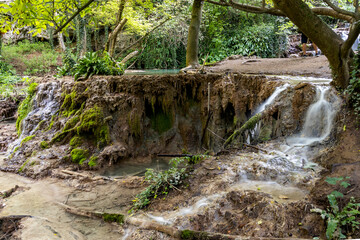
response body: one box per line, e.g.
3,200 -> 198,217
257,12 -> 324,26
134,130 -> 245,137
208,55 -> 331,78
2,74 -> 325,178
2,72 -> 360,239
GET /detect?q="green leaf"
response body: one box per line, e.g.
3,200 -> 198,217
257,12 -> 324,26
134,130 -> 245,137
340,181 -> 351,188
326,177 -> 344,185
326,219 -> 338,239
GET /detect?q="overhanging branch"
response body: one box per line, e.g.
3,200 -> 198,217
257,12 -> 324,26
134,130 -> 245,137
205,0 -> 354,22
322,0 -> 356,18
53,0 -> 95,35
341,20 -> 360,56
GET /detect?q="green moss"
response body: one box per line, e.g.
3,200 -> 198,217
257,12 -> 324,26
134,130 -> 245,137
63,115 -> 80,131
18,158 -> 31,172
102,213 -> 124,224
128,112 -> 141,137
180,230 -> 195,239
14,146 -> 19,152
88,155 -> 98,167
76,106 -> 110,147
259,125 -> 272,142
34,120 -> 46,132
150,96 -> 156,113
150,112 -> 172,134
40,141 -> 49,149
16,82 -> 38,135
77,106 -> 102,133
50,129 -> 74,144
96,125 -> 110,148
244,113 -> 260,130
70,148 -> 89,164
61,91 -> 76,111
50,105 -> 110,150
44,116 -> 55,132
20,135 -> 35,147
70,136 -> 83,147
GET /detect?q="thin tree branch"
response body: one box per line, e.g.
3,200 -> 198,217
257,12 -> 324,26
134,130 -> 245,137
53,0 -> 95,35
116,17 -> 171,58
322,0 -> 356,18
341,20 -> 360,56
312,7 -> 354,22
205,0 -> 354,22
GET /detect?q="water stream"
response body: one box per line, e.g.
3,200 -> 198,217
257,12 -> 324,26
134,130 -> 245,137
254,83 -> 290,114
124,69 -> 180,75
125,80 -> 341,238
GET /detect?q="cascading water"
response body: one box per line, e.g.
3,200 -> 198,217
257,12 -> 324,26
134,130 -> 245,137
254,83 -> 289,114
126,82 -> 342,239
8,82 -> 61,154
287,86 -> 337,146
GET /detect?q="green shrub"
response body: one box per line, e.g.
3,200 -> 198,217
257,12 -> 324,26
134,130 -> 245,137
2,40 -> 60,75
130,155 -> 206,213
347,46 -> 360,119
311,177 -> 360,239
0,60 -> 23,98
58,51 -> 124,80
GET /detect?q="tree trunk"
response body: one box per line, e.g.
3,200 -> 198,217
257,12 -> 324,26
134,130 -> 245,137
272,0 -> 355,89
105,0 -> 126,57
186,0 -> 204,68
0,33 -> 2,56
106,18 -> 128,57
58,32 -> 66,52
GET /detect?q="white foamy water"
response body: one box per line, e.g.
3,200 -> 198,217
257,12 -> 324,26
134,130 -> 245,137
254,83 -> 289,114
287,86 -> 336,146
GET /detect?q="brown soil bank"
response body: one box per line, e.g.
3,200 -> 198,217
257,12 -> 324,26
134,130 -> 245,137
2,74 -> 320,177
209,55 -> 331,78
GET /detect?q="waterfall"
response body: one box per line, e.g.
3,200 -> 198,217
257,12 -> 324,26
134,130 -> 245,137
8,82 -> 61,154
254,83 -> 289,114
288,86 -> 337,146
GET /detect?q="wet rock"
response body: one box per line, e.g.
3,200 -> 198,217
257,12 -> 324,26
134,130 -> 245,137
99,143 -> 128,166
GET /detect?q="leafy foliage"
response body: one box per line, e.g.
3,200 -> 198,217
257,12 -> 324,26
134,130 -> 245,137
0,60 -> 25,99
130,155 -> 207,213
347,46 -> 360,119
2,40 -> 60,75
311,177 -> 360,239
57,51 -> 124,80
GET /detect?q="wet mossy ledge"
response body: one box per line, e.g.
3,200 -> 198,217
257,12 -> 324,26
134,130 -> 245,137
3,74 -> 320,177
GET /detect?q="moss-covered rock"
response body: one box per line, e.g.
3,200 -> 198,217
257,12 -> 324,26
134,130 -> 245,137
70,148 -> 89,164
16,82 -> 38,135
40,141 -> 49,149
102,213 -> 124,224
20,135 -> 35,147
76,106 -> 110,148
88,155 -> 98,167
69,136 -> 83,148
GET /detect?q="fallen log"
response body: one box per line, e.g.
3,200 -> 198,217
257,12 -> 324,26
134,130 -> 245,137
61,170 -> 90,179
243,143 -> 268,154
224,113 -> 263,148
1,185 -> 19,198
56,202 -> 125,224
57,203 -> 310,240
